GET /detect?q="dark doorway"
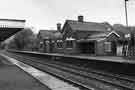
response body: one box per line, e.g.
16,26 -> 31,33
77,41 -> 95,54
111,41 -> 117,55
49,42 -> 54,53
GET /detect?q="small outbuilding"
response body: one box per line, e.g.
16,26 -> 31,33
37,30 -> 57,52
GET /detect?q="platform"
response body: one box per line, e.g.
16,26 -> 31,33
0,55 -> 51,90
25,51 -> 135,64
63,55 -> 135,64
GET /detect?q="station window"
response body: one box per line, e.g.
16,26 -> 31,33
56,40 -> 63,48
39,41 -> 44,48
66,40 -> 73,48
104,42 -> 111,52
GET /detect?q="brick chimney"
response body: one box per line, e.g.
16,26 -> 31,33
57,23 -> 61,32
78,15 -> 84,22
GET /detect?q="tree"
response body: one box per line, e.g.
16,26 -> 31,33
8,28 -> 35,50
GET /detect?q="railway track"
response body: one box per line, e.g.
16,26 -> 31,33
3,51 -> 135,90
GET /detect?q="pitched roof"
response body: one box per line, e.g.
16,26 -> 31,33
38,30 -> 56,39
54,32 -> 63,39
65,20 -> 112,32
38,30 -> 62,39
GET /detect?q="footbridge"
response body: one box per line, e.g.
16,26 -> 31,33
0,19 -> 25,42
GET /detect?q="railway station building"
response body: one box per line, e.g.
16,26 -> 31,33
38,16 -> 132,56
57,16 -> 119,56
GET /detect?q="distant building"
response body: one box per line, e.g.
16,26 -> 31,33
37,30 -> 55,52
37,23 -> 63,53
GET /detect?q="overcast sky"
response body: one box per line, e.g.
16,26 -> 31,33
0,0 -> 135,32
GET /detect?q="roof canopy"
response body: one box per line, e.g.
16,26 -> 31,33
0,19 -> 25,41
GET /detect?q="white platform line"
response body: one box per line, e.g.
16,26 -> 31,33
0,54 -> 80,90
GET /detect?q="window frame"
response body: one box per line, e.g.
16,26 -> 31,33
104,42 -> 111,52
56,40 -> 63,49
66,40 -> 74,49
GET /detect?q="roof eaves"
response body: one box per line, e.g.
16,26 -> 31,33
106,31 -> 120,37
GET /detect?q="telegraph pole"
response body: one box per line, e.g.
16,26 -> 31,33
124,0 -> 135,56
124,0 -> 129,56
125,0 -> 128,26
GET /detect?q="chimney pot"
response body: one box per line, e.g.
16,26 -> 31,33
57,23 -> 61,32
78,15 -> 84,22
